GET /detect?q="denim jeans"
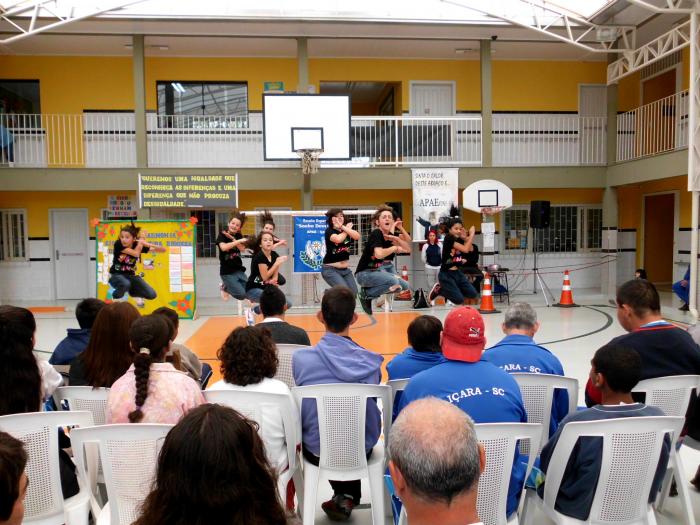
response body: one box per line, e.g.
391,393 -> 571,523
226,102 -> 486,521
356,264 -> 409,299
109,273 -> 157,300
673,280 -> 690,304
438,269 -> 477,304
221,271 -> 247,300
321,265 -> 358,296
246,287 -> 293,309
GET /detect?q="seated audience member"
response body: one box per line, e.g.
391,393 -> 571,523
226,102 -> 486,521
293,286 -> 383,521
259,285 -> 311,346
107,314 -> 204,424
585,279 -> 700,406
69,302 -> 140,387
673,265 -> 690,311
152,306 -> 203,382
208,325 -> 298,472
539,343 -> 670,521
398,306 -> 527,519
635,268 -> 647,280
388,398 -> 485,525
483,302 -> 567,436
0,431 -> 28,525
49,298 -> 105,365
133,404 -> 289,525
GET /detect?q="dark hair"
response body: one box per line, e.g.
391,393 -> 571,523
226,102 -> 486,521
260,209 -> 275,228
259,285 -> 286,317
217,326 -> 278,386
0,305 -> 41,416
251,230 -> 275,254
321,286 -> 356,333
0,431 -> 27,521
228,208 -> 247,227
120,221 -> 141,239
134,404 -> 288,525
372,204 -> 395,226
127,315 -> 172,423
75,298 -> 106,330
616,279 -> 660,317
427,229 -> 439,244
326,208 -> 344,227
591,343 -> 641,393
152,306 -> 179,331
80,302 -> 140,388
407,316 -> 443,353
635,268 -> 648,280
439,205 -> 463,233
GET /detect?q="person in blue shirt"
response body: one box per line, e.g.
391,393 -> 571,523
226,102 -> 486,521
672,265 -> 690,311
398,306 -> 528,519
539,342 -> 670,521
482,302 -> 567,437
49,298 -> 105,365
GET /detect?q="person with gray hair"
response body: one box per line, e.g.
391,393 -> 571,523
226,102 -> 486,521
482,302 -> 568,437
388,397 -> 485,525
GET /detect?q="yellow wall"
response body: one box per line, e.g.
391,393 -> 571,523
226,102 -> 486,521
512,188 -> 603,205
314,189 -> 414,227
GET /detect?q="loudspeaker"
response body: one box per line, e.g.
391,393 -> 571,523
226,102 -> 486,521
530,200 -> 550,229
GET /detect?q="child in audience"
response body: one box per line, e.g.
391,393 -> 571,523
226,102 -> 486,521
152,306 -> 204,382
0,431 -> 28,525
49,298 -> 105,365
635,268 -> 647,280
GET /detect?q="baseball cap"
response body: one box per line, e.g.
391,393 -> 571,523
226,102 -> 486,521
442,306 -> 486,362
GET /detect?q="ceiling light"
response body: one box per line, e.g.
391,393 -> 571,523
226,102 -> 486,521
455,48 -> 478,54
171,82 -> 185,93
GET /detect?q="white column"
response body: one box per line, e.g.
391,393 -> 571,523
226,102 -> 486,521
601,186 -> 618,303
689,11 -> 700,320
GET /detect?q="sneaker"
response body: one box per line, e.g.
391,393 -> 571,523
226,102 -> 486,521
428,283 -> 441,302
376,295 -> 386,308
245,307 -> 256,326
135,298 -> 145,308
219,283 -> 230,302
358,288 -> 373,316
321,494 -> 355,521
680,303 -> 690,312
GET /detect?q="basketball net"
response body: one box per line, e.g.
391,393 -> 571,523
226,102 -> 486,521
297,148 -> 323,175
480,206 -> 505,221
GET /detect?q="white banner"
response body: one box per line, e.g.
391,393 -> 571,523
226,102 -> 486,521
411,168 -> 459,241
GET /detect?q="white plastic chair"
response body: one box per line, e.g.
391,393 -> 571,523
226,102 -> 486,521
275,344 -> 311,389
0,410 -> 94,525
387,378 -> 409,411
292,383 -> 391,525
203,389 -> 303,512
511,373 -> 578,453
522,416 -> 686,525
54,386 -> 110,425
69,423 -> 173,525
397,422 -> 541,525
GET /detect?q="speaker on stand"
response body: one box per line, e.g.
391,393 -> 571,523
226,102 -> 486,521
529,200 -> 556,306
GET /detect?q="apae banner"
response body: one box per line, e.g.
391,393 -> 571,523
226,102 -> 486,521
411,168 -> 459,241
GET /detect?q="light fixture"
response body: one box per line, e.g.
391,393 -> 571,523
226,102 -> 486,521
455,47 -> 478,54
123,44 -> 169,50
171,82 -> 185,93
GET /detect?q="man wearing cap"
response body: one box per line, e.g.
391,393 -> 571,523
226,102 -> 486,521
398,306 -> 527,520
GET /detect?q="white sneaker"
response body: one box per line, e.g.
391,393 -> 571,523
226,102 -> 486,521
135,298 -> 145,308
376,296 -> 386,308
245,307 -> 256,326
219,283 -> 230,302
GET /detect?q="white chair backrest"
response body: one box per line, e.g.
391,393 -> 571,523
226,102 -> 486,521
70,423 -> 173,525
293,383 -> 391,474
54,386 -> 110,425
542,416 -> 684,524
275,344 -> 310,389
511,373 -> 578,452
0,411 -> 94,524
203,389 -> 300,472
632,375 -> 700,417
387,378 -> 409,410
475,423 -> 541,525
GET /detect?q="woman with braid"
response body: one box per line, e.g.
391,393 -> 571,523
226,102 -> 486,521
106,314 -> 204,424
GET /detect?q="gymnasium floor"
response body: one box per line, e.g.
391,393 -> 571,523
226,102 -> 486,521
27,288 -> 700,524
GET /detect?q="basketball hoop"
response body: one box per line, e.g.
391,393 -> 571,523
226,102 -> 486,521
480,206 -> 505,219
297,148 -> 323,175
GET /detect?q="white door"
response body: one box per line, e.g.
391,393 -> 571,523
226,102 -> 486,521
51,209 -> 89,299
579,84 -> 607,163
410,82 -> 455,116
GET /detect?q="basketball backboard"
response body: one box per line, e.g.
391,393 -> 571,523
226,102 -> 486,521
263,94 -> 351,161
462,179 -> 513,213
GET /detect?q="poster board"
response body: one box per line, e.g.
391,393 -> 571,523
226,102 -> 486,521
95,220 -> 197,318
411,168 -> 459,241
293,216 -> 327,273
138,173 -> 238,208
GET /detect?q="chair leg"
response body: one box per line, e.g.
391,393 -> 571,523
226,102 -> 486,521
655,468 -> 673,511
293,465 -> 305,517
670,454 -> 697,525
368,469 -> 386,525
302,465 -> 320,525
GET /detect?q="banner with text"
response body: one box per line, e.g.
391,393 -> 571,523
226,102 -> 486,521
293,216 -> 327,273
138,173 -> 238,208
95,220 -> 197,318
411,168 -> 459,241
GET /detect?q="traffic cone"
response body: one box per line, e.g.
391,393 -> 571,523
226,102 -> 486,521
401,265 -> 409,284
479,273 -> 501,314
554,270 -> 580,308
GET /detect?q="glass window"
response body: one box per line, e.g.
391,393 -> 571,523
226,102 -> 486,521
585,208 -> 603,250
503,208 -> 529,251
0,81 -> 41,114
156,81 -> 248,128
0,209 -> 28,261
534,206 -> 578,253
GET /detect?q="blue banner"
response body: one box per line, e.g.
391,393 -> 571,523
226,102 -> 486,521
293,216 -> 328,273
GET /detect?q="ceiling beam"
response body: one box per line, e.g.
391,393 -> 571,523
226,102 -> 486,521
625,0 -> 696,14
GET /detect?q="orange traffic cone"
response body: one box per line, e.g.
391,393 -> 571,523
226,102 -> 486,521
401,265 -> 409,284
478,273 -> 501,314
554,270 -> 580,308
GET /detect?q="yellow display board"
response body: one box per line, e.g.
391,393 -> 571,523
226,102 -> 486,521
95,220 -> 197,318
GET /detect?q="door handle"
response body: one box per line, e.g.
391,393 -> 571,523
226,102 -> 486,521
56,250 -> 60,261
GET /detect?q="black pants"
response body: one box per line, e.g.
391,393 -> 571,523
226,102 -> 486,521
302,446 -> 373,502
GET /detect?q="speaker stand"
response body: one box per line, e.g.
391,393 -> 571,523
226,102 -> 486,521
532,227 -> 556,306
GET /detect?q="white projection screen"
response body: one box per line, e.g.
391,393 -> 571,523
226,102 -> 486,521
263,94 -> 351,160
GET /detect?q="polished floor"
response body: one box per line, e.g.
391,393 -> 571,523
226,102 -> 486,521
25,288 -> 700,524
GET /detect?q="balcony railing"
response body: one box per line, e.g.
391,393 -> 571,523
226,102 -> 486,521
616,90 -> 688,162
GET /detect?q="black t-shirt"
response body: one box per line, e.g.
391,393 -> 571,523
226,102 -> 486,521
110,239 -> 149,275
440,234 -> 467,271
323,227 -> 352,264
356,229 -> 396,274
216,231 -> 244,275
246,250 -> 283,291
465,243 -> 480,268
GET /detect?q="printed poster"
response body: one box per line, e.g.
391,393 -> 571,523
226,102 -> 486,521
293,216 -> 327,273
95,220 -> 197,318
411,167 -> 459,241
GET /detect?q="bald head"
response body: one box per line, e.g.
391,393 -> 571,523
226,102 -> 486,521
388,398 -> 481,504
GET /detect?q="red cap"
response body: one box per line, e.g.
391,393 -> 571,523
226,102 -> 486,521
442,306 -> 486,362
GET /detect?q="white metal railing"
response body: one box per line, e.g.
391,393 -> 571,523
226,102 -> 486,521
616,90 -> 688,162
493,114 -> 607,166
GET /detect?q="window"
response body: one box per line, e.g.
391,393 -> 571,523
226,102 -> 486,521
0,80 -> 40,114
156,81 -> 248,128
583,208 -> 603,250
503,208 -> 529,251
535,206 -> 578,253
0,209 -> 28,261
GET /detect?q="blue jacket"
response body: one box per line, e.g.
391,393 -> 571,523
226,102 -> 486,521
293,333 -> 383,456
483,334 -> 568,436
387,348 -> 445,419
49,328 -> 91,365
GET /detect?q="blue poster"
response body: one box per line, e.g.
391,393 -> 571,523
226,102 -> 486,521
294,216 -> 327,273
